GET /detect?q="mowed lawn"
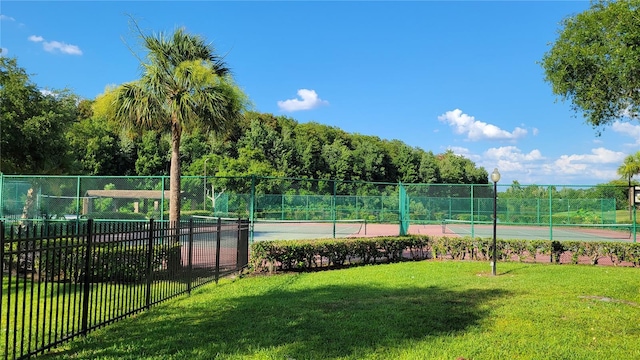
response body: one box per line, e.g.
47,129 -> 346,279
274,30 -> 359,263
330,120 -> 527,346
45,261 -> 640,360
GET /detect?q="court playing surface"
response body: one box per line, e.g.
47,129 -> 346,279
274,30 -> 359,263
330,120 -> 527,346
437,220 -> 635,242
195,216 -> 636,242
250,220 -> 637,242
251,219 -> 367,241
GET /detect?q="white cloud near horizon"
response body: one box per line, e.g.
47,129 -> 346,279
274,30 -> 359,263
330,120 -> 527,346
612,121 -> 640,146
28,34 -> 82,55
438,109 -> 527,141
277,89 -> 328,112
0,14 -> 15,21
471,145 -> 624,184
0,48 -> 8,56
552,147 -> 624,169
447,146 -> 471,157
482,146 -> 544,173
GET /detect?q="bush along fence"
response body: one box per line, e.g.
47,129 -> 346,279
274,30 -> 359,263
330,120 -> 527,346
250,235 -> 640,273
1,217 -> 249,360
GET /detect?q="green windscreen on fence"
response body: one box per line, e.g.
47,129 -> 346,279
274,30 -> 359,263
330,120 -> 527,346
0,174 -> 633,242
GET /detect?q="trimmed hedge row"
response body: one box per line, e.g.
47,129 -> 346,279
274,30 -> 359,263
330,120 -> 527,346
250,235 -> 640,272
6,238 -> 175,283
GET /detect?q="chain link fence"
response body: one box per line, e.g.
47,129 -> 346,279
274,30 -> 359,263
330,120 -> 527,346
0,174 -> 635,241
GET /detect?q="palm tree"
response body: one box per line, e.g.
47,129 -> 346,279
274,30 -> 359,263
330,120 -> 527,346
617,153 -> 640,220
113,27 -> 245,225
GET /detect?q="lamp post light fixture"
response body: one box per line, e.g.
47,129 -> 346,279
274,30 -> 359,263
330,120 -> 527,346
490,168 -> 501,276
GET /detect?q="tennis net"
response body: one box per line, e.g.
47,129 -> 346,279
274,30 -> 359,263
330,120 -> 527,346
252,219 -> 367,241
192,216 -> 367,241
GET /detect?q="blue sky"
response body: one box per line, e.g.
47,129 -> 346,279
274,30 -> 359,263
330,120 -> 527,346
2,1 -> 638,186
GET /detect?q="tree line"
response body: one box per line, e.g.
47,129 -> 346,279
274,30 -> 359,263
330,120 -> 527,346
5,0 -> 640,216
0,56 -> 488,189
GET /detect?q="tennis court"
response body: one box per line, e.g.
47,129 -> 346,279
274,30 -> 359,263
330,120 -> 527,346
229,217 -> 638,243
437,219 -> 636,242
251,219 -> 368,241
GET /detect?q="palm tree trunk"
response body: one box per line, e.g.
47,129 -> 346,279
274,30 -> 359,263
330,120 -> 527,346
170,122 -> 182,224
168,120 -> 182,272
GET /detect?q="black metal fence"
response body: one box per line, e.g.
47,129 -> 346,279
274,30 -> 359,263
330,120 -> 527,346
1,217 -> 249,360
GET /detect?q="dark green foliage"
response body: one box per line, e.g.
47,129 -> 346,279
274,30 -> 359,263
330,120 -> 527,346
135,131 -> 170,176
182,111 -> 488,187
25,239 -> 169,283
3,55 -> 487,183
86,212 -> 148,220
0,57 -> 77,174
251,235 -> 640,273
250,236 -> 433,272
541,0 -> 640,130
66,102 -> 137,175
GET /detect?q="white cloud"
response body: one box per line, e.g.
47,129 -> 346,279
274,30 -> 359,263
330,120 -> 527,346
0,14 -> 15,21
460,143 -> 625,184
485,146 -> 543,162
277,89 -> 328,112
478,146 -> 620,183
28,35 -> 44,42
437,109 -> 527,141
0,48 -> 8,56
543,148 -> 625,179
482,146 -> 544,173
447,146 -> 472,157
42,41 -> 82,55
555,147 -> 624,165
39,89 -> 54,96
612,121 -> 640,145
28,35 -> 82,55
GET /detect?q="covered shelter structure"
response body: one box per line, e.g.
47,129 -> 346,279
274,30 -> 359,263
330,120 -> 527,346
83,190 -> 175,216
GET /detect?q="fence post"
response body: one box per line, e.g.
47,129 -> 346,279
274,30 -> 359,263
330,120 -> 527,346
236,218 -> 249,270
160,177 -> 166,222
0,173 -> 4,218
0,221 -> 4,331
399,182 -> 409,236
75,176 -> 81,218
215,217 -> 222,284
470,185 -> 475,238
548,186 -> 553,241
187,218 -> 194,295
333,180 -> 337,238
249,175 -> 256,243
81,219 -> 93,336
634,205 -> 637,243
145,219 -> 154,310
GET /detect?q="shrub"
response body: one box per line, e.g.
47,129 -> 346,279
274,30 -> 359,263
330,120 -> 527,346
250,235 -> 640,273
87,211 -> 148,220
40,241 -> 170,283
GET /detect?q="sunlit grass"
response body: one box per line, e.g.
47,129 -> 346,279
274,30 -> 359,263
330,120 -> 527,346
45,261 -> 640,360
2,276 -> 188,358
615,209 -> 640,223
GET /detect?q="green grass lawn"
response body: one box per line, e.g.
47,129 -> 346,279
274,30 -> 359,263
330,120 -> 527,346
44,261 -> 640,360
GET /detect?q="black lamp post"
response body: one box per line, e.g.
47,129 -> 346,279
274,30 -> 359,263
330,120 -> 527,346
491,168 -> 501,276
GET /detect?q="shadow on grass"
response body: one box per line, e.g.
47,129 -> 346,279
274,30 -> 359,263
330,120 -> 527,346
48,281 -> 510,359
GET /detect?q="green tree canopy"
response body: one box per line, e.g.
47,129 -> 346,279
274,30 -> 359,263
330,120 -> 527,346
0,57 -> 77,174
617,152 -> 640,186
66,99 -> 137,175
541,0 -> 640,130
108,27 -> 247,223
